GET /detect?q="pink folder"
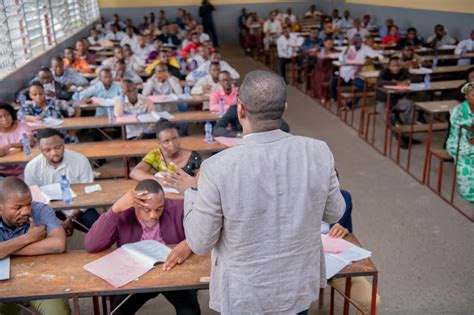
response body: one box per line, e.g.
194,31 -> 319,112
321,234 -> 354,254
115,115 -> 138,123
215,137 -> 242,147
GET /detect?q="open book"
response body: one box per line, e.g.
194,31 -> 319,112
30,183 -> 77,204
91,97 -> 115,107
137,111 -> 175,123
147,94 -> 179,103
214,137 -> 242,148
0,257 -> 9,281
84,240 -> 172,288
28,117 -> 64,127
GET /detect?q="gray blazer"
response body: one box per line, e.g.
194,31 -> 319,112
184,129 -> 345,314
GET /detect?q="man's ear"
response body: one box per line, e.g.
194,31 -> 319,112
283,102 -> 288,115
237,103 -> 246,120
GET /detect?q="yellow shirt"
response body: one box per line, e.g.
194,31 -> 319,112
145,57 -> 180,75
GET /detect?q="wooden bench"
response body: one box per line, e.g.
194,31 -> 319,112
427,149 -> 454,194
339,92 -> 376,130
391,122 -> 449,134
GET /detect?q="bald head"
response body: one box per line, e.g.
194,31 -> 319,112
238,70 -> 287,128
0,177 -> 30,202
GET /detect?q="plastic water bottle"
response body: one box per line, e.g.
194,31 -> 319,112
120,95 -> 126,105
17,94 -> 27,123
192,71 -> 198,85
107,106 -> 115,123
21,133 -> 32,155
219,97 -> 225,117
204,121 -> 213,143
60,175 -> 72,205
184,84 -> 191,96
432,56 -> 438,69
72,92 -> 81,107
320,46 -> 325,57
424,74 -> 431,89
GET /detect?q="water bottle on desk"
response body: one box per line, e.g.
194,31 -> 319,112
107,106 -> 115,123
432,56 -> 438,69
424,74 -> 431,89
60,175 -> 72,205
17,94 -> 27,123
72,92 -> 81,108
219,97 -> 225,117
184,84 -> 191,96
21,133 -> 32,156
120,94 -> 126,105
204,121 -> 213,143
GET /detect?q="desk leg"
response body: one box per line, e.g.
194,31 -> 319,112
92,296 -> 100,315
406,107 -> 418,173
370,273 -> 378,315
330,286 -> 335,315
102,296 -> 109,315
72,295 -> 80,315
383,95 -> 391,156
337,77 -> 342,115
360,79 -> 367,135
421,114 -> 434,184
343,277 -> 352,315
124,157 -> 130,179
121,126 -> 126,140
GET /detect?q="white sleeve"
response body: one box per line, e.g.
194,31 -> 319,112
170,78 -> 183,95
24,162 -> 38,186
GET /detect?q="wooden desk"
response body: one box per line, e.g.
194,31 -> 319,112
80,95 -> 209,111
0,136 -> 228,166
49,179 -> 183,211
0,250 -> 210,314
358,65 -> 473,80
30,111 -> 220,135
376,80 -> 464,156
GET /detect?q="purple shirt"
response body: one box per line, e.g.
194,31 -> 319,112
84,199 -> 185,253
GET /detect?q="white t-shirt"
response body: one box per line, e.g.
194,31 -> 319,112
24,149 -> 93,187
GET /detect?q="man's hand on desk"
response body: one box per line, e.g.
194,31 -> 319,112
163,240 -> 192,271
327,223 -> 349,239
162,168 -> 197,193
62,218 -> 74,237
27,218 -> 46,243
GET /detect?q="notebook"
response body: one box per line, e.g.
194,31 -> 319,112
84,240 -> 171,288
27,117 -> 64,127
137,111 -> 175,123
91,97 -> 115,107
29,183 -> 77,204
147,94 -> 179,103
0,257 -> 10,281
321,234 -> 354,253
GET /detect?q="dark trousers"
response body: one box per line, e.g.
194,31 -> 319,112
297,310 -> 309,315
110,289 -> 200,315
279,57 -> 291,82
56,208 -> 100,232
203,22 -> 218,47
330,76 -> 365,105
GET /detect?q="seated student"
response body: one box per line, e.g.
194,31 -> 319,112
186,50 -> 239,81
114,80 -> 154,139
51,57 -> 89,88
122,44 -> 146,73
0,177 -> 70,315
375,57 -> 419,148
80,68 -> 122,117
130,120 -> 201,184
195,24 -> 210,43
157,24 -> 181,46
0,103 -> 35,177
330,35 -> 383,107
132,34 -> 155,64
340,10 -> 354,28
104,23 -> 126,42
91,60 -> 142,85
300,28 -> 321,54
305,4 -> 322,18
446,82 -> 474,202
63,47 -> 92,74
454,30 -> 473,66
107,14 -> 126,30
146,49 -> 181,78
319,17 -> 342,42
209,71 -> 238,113
346,18 -> 370,40
362,14 -> 374,30
138,15 -> 149,33
426,24 -> 456,49
101,45 -> 126,72
157,10 -> 168,28
393,45 -> 423,70
381,25 -> 401,46
142,63 -> 183,112
95,16 -> 107,34
24,129 -> 100,236
214,102 -> 289,138
191,61 -> 220,95
322,189 -> 381,315
281,7 -> 296,24
330,9 -> 342,29
244,13 -> 264,53
146,39 -> 164,64
313,38 -> 338,102
120,25 -> 138,47
180,33 -> 202,59
84,179 -> 201,315
263,11 -> 282,52
396,27 -> 422,49
378,17 -> 394,38
75,39 -> 96,66
88,28 -> 103,47
24,82 -> 81,144
189,45 -> 210,69
29,67 -> 72,101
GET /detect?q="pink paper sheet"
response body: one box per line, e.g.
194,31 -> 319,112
115,115 -> 138,123
321,234 -> 354,254
215,137 -> 242,147
83,248 -> 151,288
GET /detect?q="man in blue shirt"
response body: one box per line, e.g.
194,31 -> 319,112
80,68 -> 122,117
0,177 -> 70,314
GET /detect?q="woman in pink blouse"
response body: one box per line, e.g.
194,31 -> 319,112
0,102 -> 35,177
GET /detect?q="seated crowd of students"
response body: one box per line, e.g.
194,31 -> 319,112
0,5 -> 471,315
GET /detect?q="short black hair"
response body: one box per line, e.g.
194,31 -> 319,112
39,66 -> 52,74
407,27 -> 417,33
0,177 -> 30,202
388,56 -> 401,64
36,128 -> 64,142
64,47 -> 74,51
135,179 -> 164,194
155,119 -> 177,136
28,81 -> 44,90
51,56 -> 63,64
0,102 -> 17,123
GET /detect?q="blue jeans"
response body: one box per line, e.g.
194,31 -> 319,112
330,76 -> 365,106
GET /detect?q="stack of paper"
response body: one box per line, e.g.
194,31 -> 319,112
30,183 -> 77,204
409,67 -> 433,75
137,111 -> 175,123
0,257 -> 9,281
28,117 -> 64,127
322,234 -> 372,279
91,97 -> 115,107
148,94 -> 179,103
